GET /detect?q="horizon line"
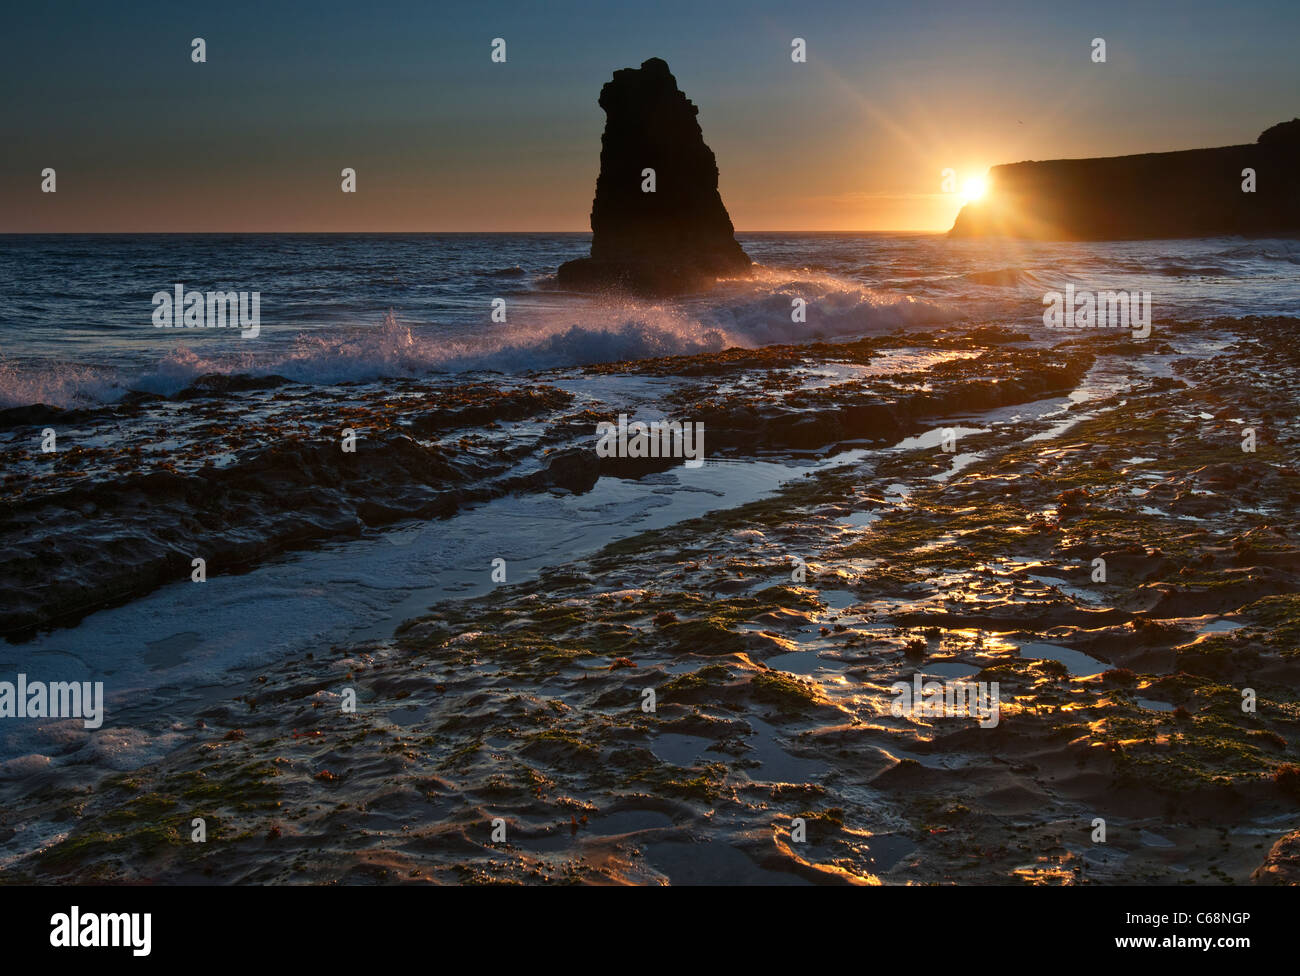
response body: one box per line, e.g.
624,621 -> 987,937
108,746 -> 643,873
0,228 -> 948,236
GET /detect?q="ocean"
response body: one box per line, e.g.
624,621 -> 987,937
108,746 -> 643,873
2,232 -> 1299,884
3,230 -> 1299,709
3,232 -> 1298,407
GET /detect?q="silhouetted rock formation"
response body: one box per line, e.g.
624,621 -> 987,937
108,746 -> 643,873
557,58 -> 752,294
950,119 -> 1300,240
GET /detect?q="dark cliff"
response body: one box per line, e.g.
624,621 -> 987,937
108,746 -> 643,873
949,119 -> 1300,240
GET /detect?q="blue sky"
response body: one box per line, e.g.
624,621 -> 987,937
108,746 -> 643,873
3,0 -> 1297,230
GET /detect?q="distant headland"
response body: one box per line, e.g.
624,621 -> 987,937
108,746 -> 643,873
950,119 -> 1300,240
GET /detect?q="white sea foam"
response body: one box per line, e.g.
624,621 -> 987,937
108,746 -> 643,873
0,275 -> 960,406
5,231 -> 1296,410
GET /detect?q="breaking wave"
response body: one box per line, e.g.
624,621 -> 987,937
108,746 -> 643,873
0,274 -> 960,407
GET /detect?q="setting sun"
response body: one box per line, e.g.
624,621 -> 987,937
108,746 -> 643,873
961,175 -> 988,204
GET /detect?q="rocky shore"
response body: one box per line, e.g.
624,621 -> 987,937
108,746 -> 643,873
4,315 -> 1298,884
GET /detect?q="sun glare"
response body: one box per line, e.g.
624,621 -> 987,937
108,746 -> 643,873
961,176 -> 987,204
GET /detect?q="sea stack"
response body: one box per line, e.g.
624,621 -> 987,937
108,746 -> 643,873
950,119 -> 1300,240
557,58 -> 752,295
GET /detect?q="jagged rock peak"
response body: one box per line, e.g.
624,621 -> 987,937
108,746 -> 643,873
557,58 -> 752,295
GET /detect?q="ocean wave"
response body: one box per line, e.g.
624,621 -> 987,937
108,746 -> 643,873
1154,263 -> 1233,277
1210,241 -> 1300,264
0,358 -> 129,410
0,275 -> 960,406
958,267 -> 1036,286
252,274 -> 955,376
